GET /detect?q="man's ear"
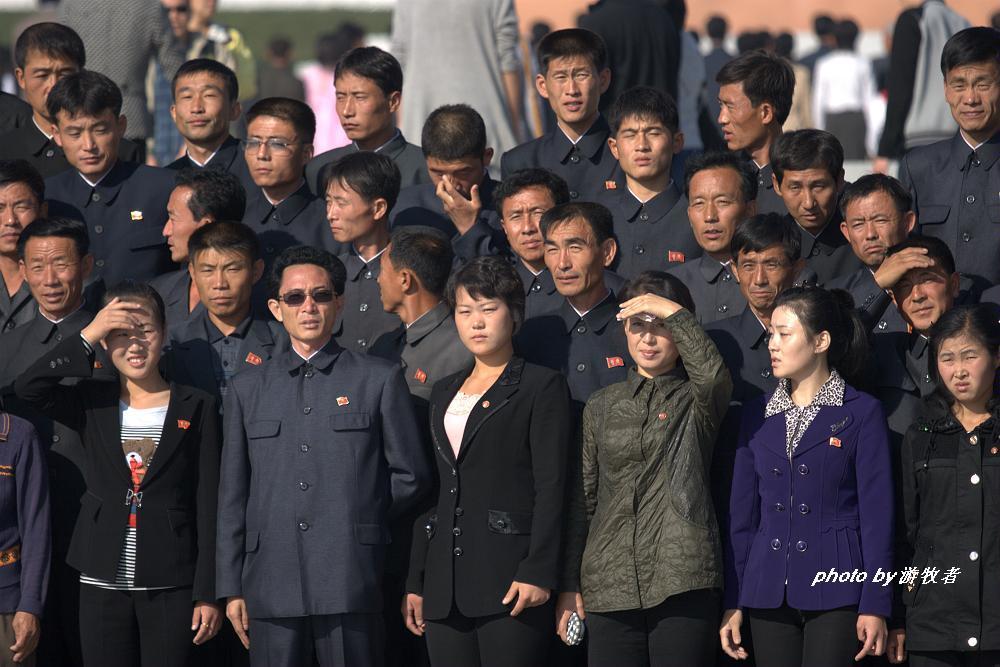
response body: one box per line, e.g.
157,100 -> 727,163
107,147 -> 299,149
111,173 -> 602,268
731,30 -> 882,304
372,197 -> 389,222
267,298 -> 283,322
117,114 -> 128,137
948,272 -> 961,299
671,131 -> 684,155
252,259 -> 265,284
483,147 -> 494,168
14,67 -> 25,92
771,173 -> 782,196
598,68 -> 611,95
229,100 -> 243,123
759,102 -> 775,128
387,91 -> 401,114
608,137 -> 620,161
399,267 -> 415,294
601,237 -> 617,267
839,220 -> 851,242
535,73 -> 550,100
903,210 -> 917,235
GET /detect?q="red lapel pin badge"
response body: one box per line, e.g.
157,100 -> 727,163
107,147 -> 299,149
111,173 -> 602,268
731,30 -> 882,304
177,419 -> 191,430
829,437 -> 842,448
245,352 -> 263,366
606,356 -> 624,368
336,396 -> 350,407
414,369 -> 427,384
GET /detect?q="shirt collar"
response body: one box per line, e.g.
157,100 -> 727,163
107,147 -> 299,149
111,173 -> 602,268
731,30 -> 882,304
698,254 -> 729,282
264,178 -> 307,207
551,114 -> 611,162
625,364 -> 688,398
366,129 -> 402,153
79,169 -> 110,189
570,288 -> 611,319
32,116 -> 53,140
186,146 -> 220,168
282,337 -> 342,372
619,181 -> 682,223
203,312 -> 254,343
765,368 -> 846,418
559,289 -> 617,333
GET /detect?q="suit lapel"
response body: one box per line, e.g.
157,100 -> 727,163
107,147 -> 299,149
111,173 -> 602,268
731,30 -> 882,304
141,385 -> 192,487
94,387 -> 133,484
430,373 -> 465,466
456,359 -> 525,461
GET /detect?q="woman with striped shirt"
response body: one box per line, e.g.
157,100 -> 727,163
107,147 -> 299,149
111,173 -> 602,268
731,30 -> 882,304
16,281 -> 222,667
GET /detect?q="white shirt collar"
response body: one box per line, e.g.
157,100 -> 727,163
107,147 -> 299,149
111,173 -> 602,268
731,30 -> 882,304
186,146 -> 219,167
294,348 -> 321,362
558,118 -> 598,146
627,181 -> 672,205
405,301 -> 443,329
571,289 -> 610,319
961,133 -> 985,152
40,302 -> 83,325
362,129 -> 400,153
355,245 -> 388,265
32,117 -> 53,140
79,170 -> 110,188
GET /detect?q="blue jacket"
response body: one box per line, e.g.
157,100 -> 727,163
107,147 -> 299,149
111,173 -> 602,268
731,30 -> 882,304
725,384 -> 894,617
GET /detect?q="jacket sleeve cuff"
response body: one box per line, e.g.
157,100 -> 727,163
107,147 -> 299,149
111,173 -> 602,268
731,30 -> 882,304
16,597 -> 44,618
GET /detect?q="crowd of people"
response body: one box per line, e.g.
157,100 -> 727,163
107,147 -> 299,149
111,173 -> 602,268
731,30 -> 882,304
0,2 -> 997,667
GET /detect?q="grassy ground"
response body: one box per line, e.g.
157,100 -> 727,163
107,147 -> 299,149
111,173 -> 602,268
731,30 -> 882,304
0,10 -> 392,64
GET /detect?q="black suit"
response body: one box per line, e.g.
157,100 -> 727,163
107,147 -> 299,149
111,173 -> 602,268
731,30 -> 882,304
0,121 -> 143,178
45,160 -> 175,285
899,131 -> 1000,288
0,309 -> 113,667
599,182 -> 701,279
0,93 -> 31,134
306,131 -> 429,196
500,115 -> 623,203
408,358 -> 570,662
164,136 -> 256,194
14,336 -> 221,600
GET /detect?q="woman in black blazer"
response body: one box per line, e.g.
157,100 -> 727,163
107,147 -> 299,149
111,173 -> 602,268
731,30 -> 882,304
15,281 -> 222,667
404,257 -> 572,667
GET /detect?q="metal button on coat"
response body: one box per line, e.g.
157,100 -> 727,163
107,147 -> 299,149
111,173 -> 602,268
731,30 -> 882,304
300,444 -> 309,452
639,213 -> 649,222
799,504 -> 810,515
299,482 -> 309,490
966,194 -> 976,204
576,363 -> 586,372
52,435 -> 60,443
360,303 -> 368,312
717,305 -> 728,313
761,369 -> 772,378
962,232 -> 972,242
970,434 -> 978,445
96,259 -> 105,267
45,149 -> 54,158
798,464 -> 809,475
364,271 -> 373,280
770,539 -> 781,550
971,474 -> 981,485
452,527 -> 461,536
774,503 -> 785,511
570,154 -> 580,164
454,507 -> 464,516
576,325 -> 587,334
94,225 -> 103,234
91,192 -> 101,202
453,547 -> 463,556
771,467 -> 781,476
969,638 -> 979,647
570,190 -> 579,199
299,522 -> 309,531
970,551 -> 979,561
531,283 -> 541,292
796,540 -> 807,552
303,406 -> 311,414
635,245 -> 645,255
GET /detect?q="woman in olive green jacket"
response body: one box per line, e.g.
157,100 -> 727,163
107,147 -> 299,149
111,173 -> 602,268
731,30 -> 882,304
557,271 -> 732,667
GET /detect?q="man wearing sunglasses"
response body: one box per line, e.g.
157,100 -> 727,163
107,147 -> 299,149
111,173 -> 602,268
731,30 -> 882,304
239,97 -> 340,271
217,244 -> 431,667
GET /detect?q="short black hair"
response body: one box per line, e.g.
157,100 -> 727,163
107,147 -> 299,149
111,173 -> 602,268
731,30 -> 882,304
886,235 -> 956,276
387,226 -> 454,296
14,22 -> 85,71
421,104 -> 487,161
839,174 -> 913,218
620,271 -> 696,313
940,27 -> 1000,76
102,280 -> 166,330
730,212 -> 801,262
536,28 -> 608,74
174,168 -> 247,222
540,201 -> 614,245
716,50 -> 795,125
268,245 -> 347,299
683,150 -> 758,202
707,16 -> 728,41
0,159 -> 45,203
321,151 -> 401,212
446,255 -> 525,331
188,220 -> 261,264
47,70 -> 123,120
172,58 -> 240,102
16,216 -> 89,260
770,129 -> 844,185
928,304 -> 1000,410
814,15 -> 835,37
495,168 -> 571,217
608,86 -> 679,135
834,20 -> 859,50
334,46 -> 403,97
247,97 -> 316,144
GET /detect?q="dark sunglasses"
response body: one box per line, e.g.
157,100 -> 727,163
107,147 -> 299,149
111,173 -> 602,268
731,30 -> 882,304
277,289 -> 336,307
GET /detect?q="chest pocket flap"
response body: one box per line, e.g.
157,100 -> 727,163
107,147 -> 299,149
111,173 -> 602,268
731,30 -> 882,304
248,420 -> 281,438
331,412 -> 371,431
917,205 -> 950,226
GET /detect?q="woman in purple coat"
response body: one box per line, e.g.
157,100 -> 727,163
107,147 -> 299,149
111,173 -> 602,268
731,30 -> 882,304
719,287 -> 894,666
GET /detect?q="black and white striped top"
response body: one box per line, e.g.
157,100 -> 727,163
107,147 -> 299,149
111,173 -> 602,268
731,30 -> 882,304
79,402 -> 172,591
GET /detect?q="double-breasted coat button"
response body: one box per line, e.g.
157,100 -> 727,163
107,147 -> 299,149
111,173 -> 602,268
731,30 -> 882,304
796,540 -> 807,552
770,539 -> 781,550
